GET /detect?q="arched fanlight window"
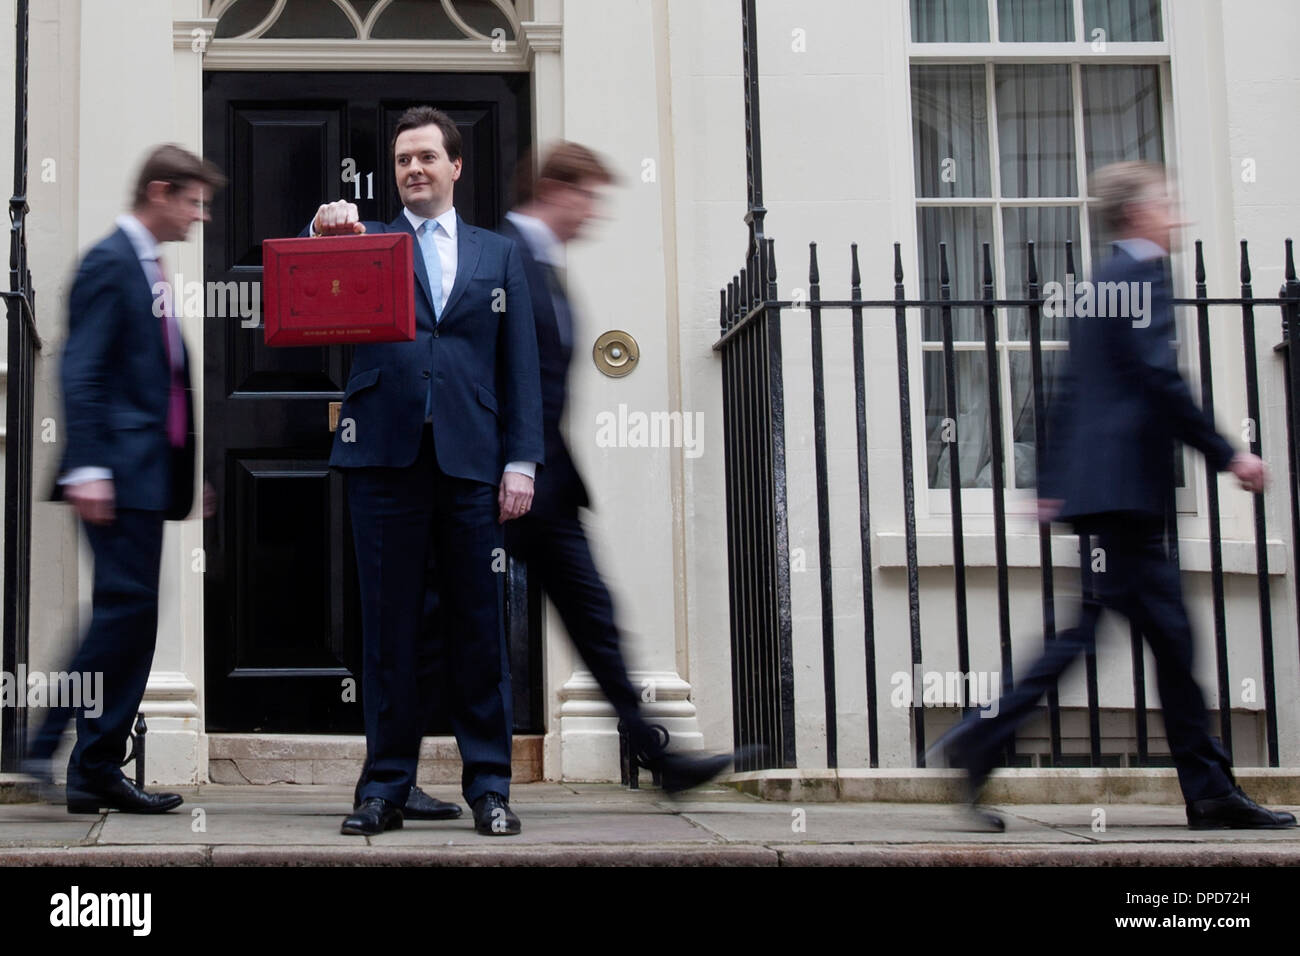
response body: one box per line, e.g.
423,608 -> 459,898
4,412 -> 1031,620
207,0 -> 519,41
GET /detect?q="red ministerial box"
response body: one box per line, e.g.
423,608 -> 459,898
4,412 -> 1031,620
262,233 -> 415,346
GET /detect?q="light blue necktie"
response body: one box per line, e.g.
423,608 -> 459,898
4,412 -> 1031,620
419,219 -> 443,320
420,220 -> 442,420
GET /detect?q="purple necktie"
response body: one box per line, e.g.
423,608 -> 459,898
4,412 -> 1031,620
151,256 -> 188,448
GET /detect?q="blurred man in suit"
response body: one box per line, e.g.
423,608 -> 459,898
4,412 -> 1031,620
310,107 -> 543,836
931,161 -> 1295,831
499,142 -> 741,791
30,144 -> 223,813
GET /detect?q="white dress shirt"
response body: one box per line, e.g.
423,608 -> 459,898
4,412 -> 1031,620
504,210 -> 564,269
402,205 -> 458,312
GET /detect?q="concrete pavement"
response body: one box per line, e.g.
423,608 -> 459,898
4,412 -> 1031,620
0,781 -> 1298,865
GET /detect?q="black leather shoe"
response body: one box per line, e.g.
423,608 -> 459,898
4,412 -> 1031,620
648,752 -> 735,794
645,744 -> 766,795
66,777 -> 183,815
1187,788 -> 1297,830
471,792 -> 521,835
402,786 -> 462,821
341,797 -> 403,836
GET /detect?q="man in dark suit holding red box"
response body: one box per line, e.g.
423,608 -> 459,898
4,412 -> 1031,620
309,107 -> 543,836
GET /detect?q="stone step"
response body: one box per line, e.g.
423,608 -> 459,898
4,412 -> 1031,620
207,733 -> 544,786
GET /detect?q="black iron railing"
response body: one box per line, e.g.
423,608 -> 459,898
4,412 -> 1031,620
1,0 -> 41,772
715,233 -> 1300,772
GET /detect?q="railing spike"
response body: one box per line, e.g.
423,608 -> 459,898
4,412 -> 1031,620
1194,239 -> 1206,287
893,242 -> 904,286
850,242 -> 861,291
982,242 -> 993,291
1064,239 -> 1076,278
1240,240 -> 1251,286
939,242 -> 950,288
1026,240 -> 1038,288
1286,238 -> 1297,282
808,241 -> 820,285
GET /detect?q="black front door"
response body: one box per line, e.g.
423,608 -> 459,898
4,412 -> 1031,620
201,71 -> 540,734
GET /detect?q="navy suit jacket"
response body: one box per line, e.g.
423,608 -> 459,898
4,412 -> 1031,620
1040,245 -> 1235,524
323,211 -> 544,485
497,217 -> 589,515
54,226 -> 196,520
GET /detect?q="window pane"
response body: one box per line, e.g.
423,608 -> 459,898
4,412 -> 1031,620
996,65 -> 1076,198
372,0 -> 516,40
998,0 -> 1074,41
925,350 -> 996,488
1009,349 -> 1069,487
1004,206 -> 1081,339
911,0 -> 990,42
262,0 -> 358,38
917,206 -> 995,341
912,65 -> 992,198
1082,65 -> 1164,174
1084,0 -> 1163,42
215,0 -> 278,38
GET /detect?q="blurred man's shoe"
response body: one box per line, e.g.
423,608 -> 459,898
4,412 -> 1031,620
1187,788 -> 1297,830
650,752 -> 734,794
17,757 -> 54,786
925,724 -> 1005,832
67,777 -> 182,814
644,743 -> 767,795
341,797 -> 402,835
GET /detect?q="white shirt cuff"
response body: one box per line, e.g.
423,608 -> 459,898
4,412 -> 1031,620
503,461 -> 536,479
59,467 -> 112,486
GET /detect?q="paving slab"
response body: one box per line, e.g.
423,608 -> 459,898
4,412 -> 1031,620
678,801 -> 1088,844
1010,803 -> 1300,842
0,782 -> 1295,865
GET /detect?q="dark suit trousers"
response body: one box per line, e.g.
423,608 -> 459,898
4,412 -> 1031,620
29,509 -> 165,791
347,425 -> 511,806
954,518 -> 1235,803
506,509 -> 660,758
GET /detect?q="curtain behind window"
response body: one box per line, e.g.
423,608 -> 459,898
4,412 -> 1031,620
998,0 -> 1074,41
911,0 -> 990,42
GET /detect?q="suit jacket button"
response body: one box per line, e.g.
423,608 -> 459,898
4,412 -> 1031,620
421,370 -> 430,378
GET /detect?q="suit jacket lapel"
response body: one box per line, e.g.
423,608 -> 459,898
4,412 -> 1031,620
440,213 -> 479,323
392,212 -> 436,320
